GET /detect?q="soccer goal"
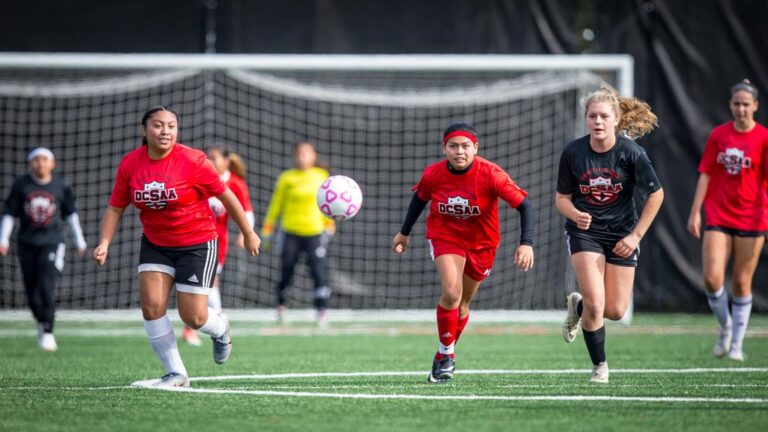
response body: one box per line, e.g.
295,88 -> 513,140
0,53 -> 633,317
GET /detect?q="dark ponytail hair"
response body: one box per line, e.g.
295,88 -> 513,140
141,105 -> 178,145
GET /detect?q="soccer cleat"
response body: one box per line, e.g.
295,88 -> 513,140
712,326 -> 732,358
727,347 -> 744,362
38,332 -> 58,352
590,361 -> 609,383
182,326 -> 202,347
212,318 -> 232,364
562,292 -> 583,343
427,353 -> 455,383
153,372 -> 190,388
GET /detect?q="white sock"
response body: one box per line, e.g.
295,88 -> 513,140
197,308 -> 227,339
706,286 -> 731,331
438,342 -> 455,356
208,286 -> 222,314
730,295 -> 753,351
144,315 -> 187,377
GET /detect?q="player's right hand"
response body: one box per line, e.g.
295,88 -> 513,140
392,233 -> 409,255
93,241 -> 109,266
0,245 -> 8,256
244,231 -> 261,256
575,211 -> 592,230
687,212 -> 701,239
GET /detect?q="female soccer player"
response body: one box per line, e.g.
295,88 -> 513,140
261,142 -> 335,325
687,79 -> 768,361
181,147 -> 254,346
0,147 -> 87,352
93,106 -> 260,387
392,122 -> 535,383
558,85 -> 664,383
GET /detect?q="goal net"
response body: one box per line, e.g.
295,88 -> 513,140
0,54 -> 632,311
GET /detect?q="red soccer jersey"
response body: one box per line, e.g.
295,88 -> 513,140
109,144 -> 227,247
212,172 -> 253,265
414,156 -> 528,250
698,121 -> 768,231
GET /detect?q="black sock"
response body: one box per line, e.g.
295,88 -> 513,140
576,300 -> 583,317
582,326 -> 606,365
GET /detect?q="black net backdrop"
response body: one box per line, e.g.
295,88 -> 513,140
0,67 -> 610,310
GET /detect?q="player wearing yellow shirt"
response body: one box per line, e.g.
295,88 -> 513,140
262,142 -> 335,324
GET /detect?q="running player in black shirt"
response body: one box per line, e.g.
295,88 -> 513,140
0,147 -> 87,352
556,85 -> 664,383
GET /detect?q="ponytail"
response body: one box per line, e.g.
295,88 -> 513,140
584,84 -> 658,140
228,152 -> 247,179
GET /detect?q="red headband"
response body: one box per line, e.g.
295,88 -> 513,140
442,130 -> 477,145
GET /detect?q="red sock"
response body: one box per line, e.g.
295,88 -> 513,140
455,314 -> 470,341
436,304 -> 459,358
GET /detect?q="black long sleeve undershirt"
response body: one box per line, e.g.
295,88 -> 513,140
399,193 -> 428,236
399,193 -> 535,246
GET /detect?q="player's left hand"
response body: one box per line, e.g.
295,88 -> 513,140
514,244 -> 534,271
236,233 -> 245,249
613,232 -> 641,258
243,231 -> 261,256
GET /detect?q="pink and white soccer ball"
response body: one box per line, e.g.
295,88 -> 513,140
316,175 -> 363,221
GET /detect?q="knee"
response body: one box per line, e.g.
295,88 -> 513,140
703,272 -> 724,292
604,303 -> 628,321
581,298 -> 604,322
731,275 -> 752,296
179,309 -> 207,329
440,290 -> 461,309
141,301 -> 166,321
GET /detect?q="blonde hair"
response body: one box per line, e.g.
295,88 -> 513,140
228,152 -> 247,179
584,84 -> 658,139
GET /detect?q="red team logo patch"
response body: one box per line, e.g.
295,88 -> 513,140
579,168 -> 623,205
134,181 -> 178,210
716,147 -> 752,175
24,191 -> 57,226
437,195 -> 481,219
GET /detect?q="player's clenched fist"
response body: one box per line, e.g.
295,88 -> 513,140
575,211 -> 592,230
392,232 -> 409,255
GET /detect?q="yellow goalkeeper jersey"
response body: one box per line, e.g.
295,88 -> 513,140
262,167 -> 333,237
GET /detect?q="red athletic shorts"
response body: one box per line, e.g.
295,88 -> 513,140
428,239 -> 497,281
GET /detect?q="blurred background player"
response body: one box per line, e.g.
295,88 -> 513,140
687,79 -> 768,361
392,122 -> 535,383
0,147 -> 87,352
93,106 -> 260,387
557,85 -> 663,383
182,146 -> 254,346
261,142 -> 335,325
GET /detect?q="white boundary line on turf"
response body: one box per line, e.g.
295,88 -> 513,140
175,368 -> 768,382
128,368 -> 768,404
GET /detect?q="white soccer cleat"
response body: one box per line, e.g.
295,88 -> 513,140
727,346 -> 744,362
590,361 -> 609,383
153,372 -> 190,388
212,318 -> 232,364
38,332 -> 58,352
713,326 -> 732,358
562,292 -> 583,343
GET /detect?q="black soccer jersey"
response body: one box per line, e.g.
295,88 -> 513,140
557,134 -> 662,235
2,174 -> 78,246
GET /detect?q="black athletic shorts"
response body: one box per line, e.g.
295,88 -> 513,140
565,229 -> 638,267
138,236 -> 218,295
704,225 -> 768,238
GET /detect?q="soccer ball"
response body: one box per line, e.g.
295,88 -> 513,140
316,175 -> 363,221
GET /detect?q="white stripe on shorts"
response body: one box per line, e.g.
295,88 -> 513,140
202,238 -> 217,288
176,283 -> 211,295
138,263 -> 176,277
428,239 -> 435,261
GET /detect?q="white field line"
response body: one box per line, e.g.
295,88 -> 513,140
129,385 -> 768,404
176,368 -> 768,383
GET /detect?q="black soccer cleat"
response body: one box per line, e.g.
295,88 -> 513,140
427,353 -> 455,383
